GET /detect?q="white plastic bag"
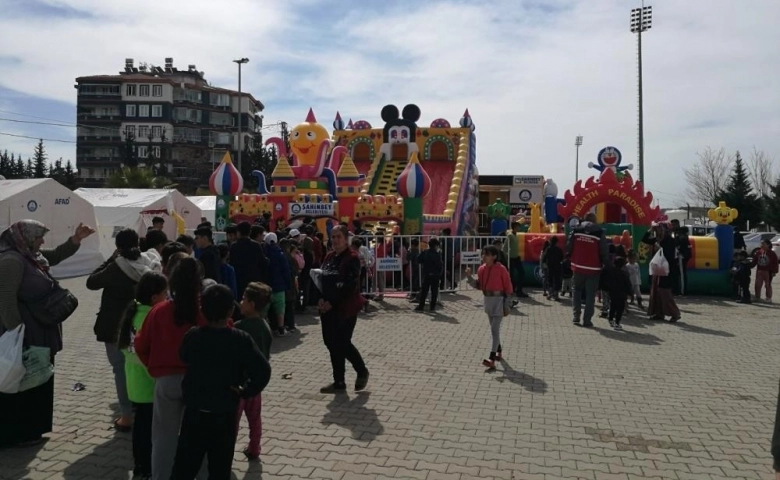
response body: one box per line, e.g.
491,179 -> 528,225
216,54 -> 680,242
0,324 -> 26,394
649,249 -> 669,276
310,269 -> 323,293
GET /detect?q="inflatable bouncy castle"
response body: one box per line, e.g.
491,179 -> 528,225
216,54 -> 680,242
515,146 -> 737,296
216,105 -> 479,236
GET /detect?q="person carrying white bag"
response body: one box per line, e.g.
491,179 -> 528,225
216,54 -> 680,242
0,324 -> 26,394
642,224 -> 681,322
0,220 -> 94,448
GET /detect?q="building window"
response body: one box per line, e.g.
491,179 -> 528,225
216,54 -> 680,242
151,105 -> 162,117
139,105 -> 149,117
126,84 -> 136,96
139,85 -> 150,97
138,146 -> 148,158
126,105 -> 136,117
152,126 -> 162,138
139,126 -> 150,139
152,85 -> 162,97
152,146 -> 161,158
125,125 -> 136,139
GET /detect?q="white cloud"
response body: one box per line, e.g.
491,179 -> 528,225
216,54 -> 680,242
0,0 -> 778,206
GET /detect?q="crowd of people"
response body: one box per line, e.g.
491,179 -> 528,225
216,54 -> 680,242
1,213 -> 778,479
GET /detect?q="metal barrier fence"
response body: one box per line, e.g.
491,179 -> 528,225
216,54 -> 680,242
353,234 -> 510,301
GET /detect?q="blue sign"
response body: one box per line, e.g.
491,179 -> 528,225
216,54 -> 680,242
27,200 -> 38,212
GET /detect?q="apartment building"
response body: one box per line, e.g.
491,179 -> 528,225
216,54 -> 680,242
75,58 -> 264,187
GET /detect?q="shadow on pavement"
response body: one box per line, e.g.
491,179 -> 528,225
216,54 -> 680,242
322,392 -> 384,441
0,438 -> 49,480
593,326 -> 664,346
494,360 -> 548,394
427,311 -> 460,324
269,332 -> 307,354
63,436 -> 132,479
672,321 -> 735,338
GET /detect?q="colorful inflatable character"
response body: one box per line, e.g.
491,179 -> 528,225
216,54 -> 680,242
263,109 -> 343,199
707,201 -> 738,225
379,104 -> 420,161
588,146 -> 633,177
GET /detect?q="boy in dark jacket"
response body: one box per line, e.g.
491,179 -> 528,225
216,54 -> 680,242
544,236 -> 564,300
561,254 -> 573,297
415,238 -> 444,312
732,250 -> 752,304
170,285 -> 270,480
604,257 -> 633,330
263,233 -> 292,336
194,227 -> 222,284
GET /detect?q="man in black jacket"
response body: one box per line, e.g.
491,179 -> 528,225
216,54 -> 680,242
195,227 -> 222,284
229,222 -> 269,298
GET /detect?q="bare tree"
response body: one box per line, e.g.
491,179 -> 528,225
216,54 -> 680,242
746,146 -> 775,199
684,147 -> 733,205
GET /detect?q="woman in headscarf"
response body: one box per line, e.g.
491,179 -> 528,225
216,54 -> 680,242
643,223 -> 681,322
0,220 -> 95,448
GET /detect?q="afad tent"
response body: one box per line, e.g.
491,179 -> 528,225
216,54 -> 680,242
187,196 -> 215,225
0,179 -> 103,278
75,188 -> 201,259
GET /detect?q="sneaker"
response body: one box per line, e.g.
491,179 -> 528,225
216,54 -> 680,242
669,316 -> 681,323
320,383 -> 347,394
608,320 -> 616,328
242,448 -> 260,461
572,318 -> 580,325
614,323 -> 623,330
599,312 -> 608,319
582,322 -> 594,328
414,305 -> 424,312
273,329 -> 287,338
511,300 -> 519,308
495,352 -> 503,362
285,326 -> 300,334
355,371 -> 370,391
482,359 -> 496,369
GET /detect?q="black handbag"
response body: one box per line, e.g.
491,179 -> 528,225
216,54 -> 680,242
24,281 -> 79,327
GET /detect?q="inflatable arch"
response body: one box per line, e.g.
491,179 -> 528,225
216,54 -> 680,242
423,135 -> 455,161
347,137 -> 375,163
557,169 -> 660,226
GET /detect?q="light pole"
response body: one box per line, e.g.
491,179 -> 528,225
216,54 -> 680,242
631,2 -> 652,185
575,135 -> 583,182
233,57 -> 249,175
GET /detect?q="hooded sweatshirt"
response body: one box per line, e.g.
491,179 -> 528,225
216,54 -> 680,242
86,252 -> 162,342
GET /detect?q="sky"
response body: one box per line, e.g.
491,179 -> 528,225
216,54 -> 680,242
0,0 -> 778,208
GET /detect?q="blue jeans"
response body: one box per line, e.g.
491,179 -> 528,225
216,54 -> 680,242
105,342 -> 133,418
572,273 -> 600,324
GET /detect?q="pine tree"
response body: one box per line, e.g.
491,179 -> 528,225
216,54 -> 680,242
64,160 -> 77,190
714,151 -> 763,230
24,158 -> 34,178
765,179 -> 780,231
0,150 -> 9,178
32,139 -> 48,178
14,157 -> 25,179
49,158 -> 65,185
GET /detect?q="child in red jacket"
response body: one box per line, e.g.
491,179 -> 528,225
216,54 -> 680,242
752,239 -> 779,303
135,257 -> 207,480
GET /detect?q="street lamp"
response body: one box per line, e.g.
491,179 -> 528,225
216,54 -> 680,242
233,57 -> 249,174
575,135 -> 583,182
630,2 -> 652,185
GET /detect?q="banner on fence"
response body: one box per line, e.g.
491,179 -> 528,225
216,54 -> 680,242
459,251 -> 482,265
376,257 -> 402,272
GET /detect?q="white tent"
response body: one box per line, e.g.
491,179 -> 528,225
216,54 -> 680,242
75,188 -> 202,259
187,196 -> 216,224
0,179 -> 103,278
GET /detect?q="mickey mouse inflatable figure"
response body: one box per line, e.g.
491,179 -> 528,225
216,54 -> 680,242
379,104 -> 421,161
588,146 -> 633,177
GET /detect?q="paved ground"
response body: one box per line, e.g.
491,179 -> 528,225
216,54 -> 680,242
1,278 -> 778,480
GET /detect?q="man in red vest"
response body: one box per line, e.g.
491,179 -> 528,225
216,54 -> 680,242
566,213 -> 610,327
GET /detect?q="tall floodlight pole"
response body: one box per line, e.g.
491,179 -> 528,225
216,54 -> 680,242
575,135 -> 583,182
630,2 -> 652,185
233,57 -> 249,174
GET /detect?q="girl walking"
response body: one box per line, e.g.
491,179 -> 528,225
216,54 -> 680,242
117,272 -> 169,479
464,245 -> 513,370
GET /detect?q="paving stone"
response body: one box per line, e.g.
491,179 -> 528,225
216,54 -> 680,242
0,281 -> 776,480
